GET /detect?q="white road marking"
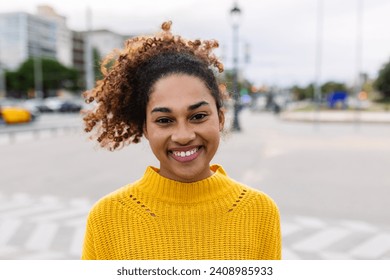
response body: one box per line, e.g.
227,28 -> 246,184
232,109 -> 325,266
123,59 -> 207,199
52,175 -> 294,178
292,228 -> 349,252
0,193 -> 33,211
340,219 -> 377,233
29,207 -> 90,223
319,251 -> 352,260
65,217 -> 88,227
350,233 -> 390,259
2,204 -> 62,218
25,223 -> 58,251
294,215 -> 326,228
19,251 -> 67,260
282,248 -> 301,260
69,227 -> 85,257
0,219 -> 23,245
281,222 -> 301,237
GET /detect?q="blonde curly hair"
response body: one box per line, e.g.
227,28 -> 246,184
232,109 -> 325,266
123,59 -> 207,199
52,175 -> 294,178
83,21 -> 225,151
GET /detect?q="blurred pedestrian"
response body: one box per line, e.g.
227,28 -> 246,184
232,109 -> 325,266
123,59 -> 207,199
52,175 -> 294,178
81,21 -> 281,260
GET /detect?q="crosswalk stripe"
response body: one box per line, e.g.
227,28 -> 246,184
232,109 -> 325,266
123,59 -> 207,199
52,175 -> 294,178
20,251 -> 67,260
29,207 -> 90,223
0,193 -> 33,211
0,219 -> 23,245
319,251 -> 352,260
65,217 -> 88,227
292,228 -> 349,252
25,223 -> 58,251
2,204 -> 62,218
340,220 -> 377,233
69,227 -> 85,257
350,233 -> 390,259
282,248 -> 301,260
294,215 -> 326,228
281,222 -> 301,237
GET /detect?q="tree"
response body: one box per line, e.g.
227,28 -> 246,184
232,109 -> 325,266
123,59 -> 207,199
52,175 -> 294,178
93,47 -> 103,82
290,83 -> 314,100
374,59 -> 390,100
321,81 -> 347,94
5,58 -> 79,98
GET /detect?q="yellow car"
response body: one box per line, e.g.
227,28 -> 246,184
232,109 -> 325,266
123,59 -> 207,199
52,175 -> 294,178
0,106 -> 32,124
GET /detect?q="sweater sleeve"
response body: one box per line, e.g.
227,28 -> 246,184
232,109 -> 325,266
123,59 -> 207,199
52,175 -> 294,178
269,206 -> 282,260
81,213 -> 97,260
259,194 -> 282,260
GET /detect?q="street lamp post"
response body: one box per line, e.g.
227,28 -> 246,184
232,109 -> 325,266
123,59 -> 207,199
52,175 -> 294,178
230,2 -> 242,131
314,0 -> 323,110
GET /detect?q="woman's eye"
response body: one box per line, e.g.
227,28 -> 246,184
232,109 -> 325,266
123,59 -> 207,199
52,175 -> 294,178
191,113 -> 207,121
156,118 -> 172,124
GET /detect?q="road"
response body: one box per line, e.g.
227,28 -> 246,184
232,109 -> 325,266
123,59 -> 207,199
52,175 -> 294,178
1,110 -> 390,259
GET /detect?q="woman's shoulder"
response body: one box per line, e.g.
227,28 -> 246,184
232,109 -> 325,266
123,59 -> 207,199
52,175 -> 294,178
87,182 -> 137,217
243,186 -> 279,210
224,176 -> 279,213
214,165 -> 279,209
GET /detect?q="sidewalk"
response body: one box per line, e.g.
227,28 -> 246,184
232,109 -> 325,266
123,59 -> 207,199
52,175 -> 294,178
280,110 -> 390,123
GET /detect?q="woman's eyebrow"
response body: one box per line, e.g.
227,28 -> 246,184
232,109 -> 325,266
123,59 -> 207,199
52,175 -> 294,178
151,107 -> 171,113
151,101 -> 209,114
188,101 -> 209,111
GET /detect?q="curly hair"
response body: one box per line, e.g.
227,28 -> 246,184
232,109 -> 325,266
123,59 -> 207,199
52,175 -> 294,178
83,21 -> 225,151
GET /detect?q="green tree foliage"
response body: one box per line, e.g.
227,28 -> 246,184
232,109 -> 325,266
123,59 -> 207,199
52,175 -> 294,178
374,58 -> 390,100
321,81 -> 347,95
5,58 -> 79,98
290,83 -> 314,100
93,47 -> 103,82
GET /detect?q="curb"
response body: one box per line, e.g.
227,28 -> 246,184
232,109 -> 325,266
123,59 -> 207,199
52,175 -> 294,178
279,111 -> 390,124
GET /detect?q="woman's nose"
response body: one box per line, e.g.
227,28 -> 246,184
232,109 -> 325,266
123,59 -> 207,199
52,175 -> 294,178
171,123 -> 196,144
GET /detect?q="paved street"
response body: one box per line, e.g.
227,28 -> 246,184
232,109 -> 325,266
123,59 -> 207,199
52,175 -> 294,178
1,109 -> 390,259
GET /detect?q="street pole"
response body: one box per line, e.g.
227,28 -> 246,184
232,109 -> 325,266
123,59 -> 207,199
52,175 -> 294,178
85,6 -> 95,90
314,0 -> 323,110
0,62 -> 6,99
33,43 -> 43,99
355,0 -> 364,109
230,2 -> 242,132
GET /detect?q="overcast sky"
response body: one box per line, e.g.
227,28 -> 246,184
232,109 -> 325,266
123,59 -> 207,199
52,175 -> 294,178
2,0 -> 390,88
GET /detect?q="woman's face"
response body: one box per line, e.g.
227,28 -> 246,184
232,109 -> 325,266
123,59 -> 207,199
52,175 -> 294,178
144,74 -> 224,183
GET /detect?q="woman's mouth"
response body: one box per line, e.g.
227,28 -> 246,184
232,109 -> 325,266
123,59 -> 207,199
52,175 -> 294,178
169,146 -> 202,162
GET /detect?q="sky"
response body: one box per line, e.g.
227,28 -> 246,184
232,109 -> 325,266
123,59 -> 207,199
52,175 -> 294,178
1,0 -> 390,88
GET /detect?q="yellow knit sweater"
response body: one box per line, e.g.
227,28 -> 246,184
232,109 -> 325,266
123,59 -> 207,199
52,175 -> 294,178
82,165 -> 281,260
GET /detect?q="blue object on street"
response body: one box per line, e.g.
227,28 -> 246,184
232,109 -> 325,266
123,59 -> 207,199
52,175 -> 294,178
327,91 -> 348,109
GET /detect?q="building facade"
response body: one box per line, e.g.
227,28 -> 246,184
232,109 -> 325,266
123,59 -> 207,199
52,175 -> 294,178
72,31 -> 86,89
36,5 -> 73,68
0,12 -> 57,71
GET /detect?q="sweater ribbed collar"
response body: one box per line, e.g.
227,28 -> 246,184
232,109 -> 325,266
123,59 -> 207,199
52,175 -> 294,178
136,164 -> 234,204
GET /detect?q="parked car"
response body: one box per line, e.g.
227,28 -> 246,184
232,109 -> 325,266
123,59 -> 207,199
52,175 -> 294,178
0,105 -> 33,124
23,98 -> 53,113
44,97 -> 64,112
58,100 -> 82,112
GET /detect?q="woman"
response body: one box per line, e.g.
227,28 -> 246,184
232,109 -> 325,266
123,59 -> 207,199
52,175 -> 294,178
81,21 -> 281,260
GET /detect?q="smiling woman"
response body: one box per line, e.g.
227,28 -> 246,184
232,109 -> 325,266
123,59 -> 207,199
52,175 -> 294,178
81,21 -> 281,260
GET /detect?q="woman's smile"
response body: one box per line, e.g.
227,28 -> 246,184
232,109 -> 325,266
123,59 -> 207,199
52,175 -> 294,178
169,146 -> 203,162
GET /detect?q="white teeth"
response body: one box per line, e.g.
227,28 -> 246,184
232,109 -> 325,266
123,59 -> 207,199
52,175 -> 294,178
173,148 -> 199,157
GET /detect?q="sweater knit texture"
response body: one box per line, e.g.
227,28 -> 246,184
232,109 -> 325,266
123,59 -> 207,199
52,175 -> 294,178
82,165 -> 281,260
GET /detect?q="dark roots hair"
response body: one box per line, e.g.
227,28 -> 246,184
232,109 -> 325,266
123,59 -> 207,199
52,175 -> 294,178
83,21 -> 225,151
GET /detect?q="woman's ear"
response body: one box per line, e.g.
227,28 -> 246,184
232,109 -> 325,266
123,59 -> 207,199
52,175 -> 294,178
143,124 -> 149,140
218,108 -> 225,132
